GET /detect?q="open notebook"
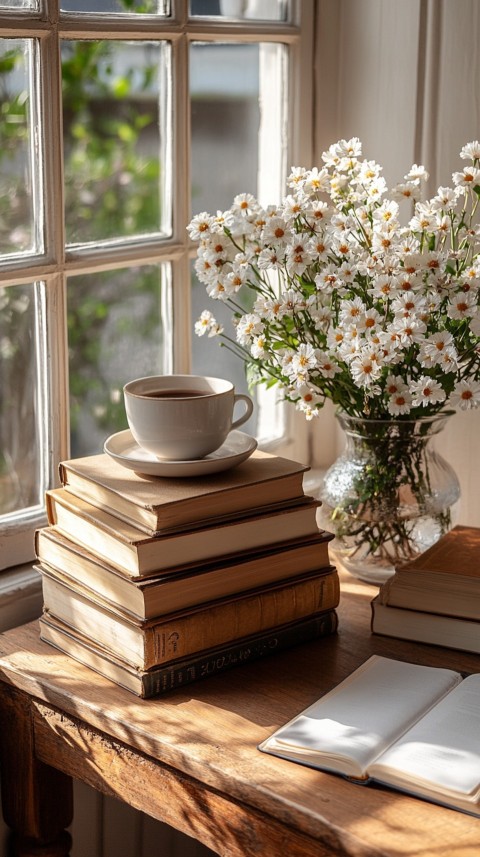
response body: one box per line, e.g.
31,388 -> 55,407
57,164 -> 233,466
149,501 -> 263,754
259,655 -> 480,816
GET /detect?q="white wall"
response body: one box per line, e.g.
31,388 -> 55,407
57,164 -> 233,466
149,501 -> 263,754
311,0 -> 480,528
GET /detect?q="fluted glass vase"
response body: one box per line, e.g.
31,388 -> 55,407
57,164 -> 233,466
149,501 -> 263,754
318,412 -> 460,585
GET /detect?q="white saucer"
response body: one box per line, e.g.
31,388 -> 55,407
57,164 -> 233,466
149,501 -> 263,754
104,429 -> 258,478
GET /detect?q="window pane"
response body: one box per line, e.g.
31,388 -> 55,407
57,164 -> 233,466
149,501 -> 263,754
191,42 -> 262,215
189,0 -> 288,21
0,39 -> 38,256
61,0 -> 170,13
191,263 -> 258,436
68,264 -> 170,457
0,282 -> 46,516
62,40 -> 171,246
190,41 -> 287,439
0,0 -> 38,8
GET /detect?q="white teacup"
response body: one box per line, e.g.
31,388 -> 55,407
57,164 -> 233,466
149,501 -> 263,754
123,374 -> 254,461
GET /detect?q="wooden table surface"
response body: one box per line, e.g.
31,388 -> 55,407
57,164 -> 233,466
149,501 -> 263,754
0,571 -> 479,857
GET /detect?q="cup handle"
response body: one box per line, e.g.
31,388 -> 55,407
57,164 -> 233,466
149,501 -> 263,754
231,393 -> 254,430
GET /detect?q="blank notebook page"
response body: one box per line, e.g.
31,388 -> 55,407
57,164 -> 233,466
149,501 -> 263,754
369,674 -> 480,797
266,656 -> 461,774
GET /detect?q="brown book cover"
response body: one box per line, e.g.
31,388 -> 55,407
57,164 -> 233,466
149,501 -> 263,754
378,525 -> 480,620
395,526 -> 480,576
39,564 -> 340,669
59,450 -> 310,536
45,488 -> 322,578
39,610 -> 339,698
35,526 -> 333,621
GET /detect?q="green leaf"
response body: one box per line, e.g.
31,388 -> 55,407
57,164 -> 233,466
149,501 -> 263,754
113,77 -> 132,99
117,123 -> 136,143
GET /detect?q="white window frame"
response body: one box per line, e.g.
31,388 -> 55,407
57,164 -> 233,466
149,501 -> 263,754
0,0 -> 315,624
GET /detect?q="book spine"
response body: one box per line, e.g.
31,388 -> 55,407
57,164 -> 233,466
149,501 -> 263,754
141,611 -> 338,697
146,571 -> 340,665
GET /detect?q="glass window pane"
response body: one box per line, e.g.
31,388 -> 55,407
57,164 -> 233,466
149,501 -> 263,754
189,0 -> 288,21
190,41 -> 287,438
62,40 -> 171,246
0,0 -> 38,8
0,39 -> 38,256
68,264 -> 170,457
191,263 -> 258,436
191,42 -> 261,215
0,282 -> 46,516
191,41 -> 286,213
61,0 -> 170,13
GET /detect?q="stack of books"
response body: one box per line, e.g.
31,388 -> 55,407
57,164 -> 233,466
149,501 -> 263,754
36,449 -> 339,697
371,525 -> 480,653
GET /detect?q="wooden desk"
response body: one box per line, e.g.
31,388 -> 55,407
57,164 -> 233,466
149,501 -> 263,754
0,573 -> 479,857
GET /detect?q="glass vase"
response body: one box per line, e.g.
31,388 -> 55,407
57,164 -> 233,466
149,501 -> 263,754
317,412 -> 461,585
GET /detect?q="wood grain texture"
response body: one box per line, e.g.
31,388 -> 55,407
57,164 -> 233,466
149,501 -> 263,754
32,705 -> 329,857
1,572 -> 480,856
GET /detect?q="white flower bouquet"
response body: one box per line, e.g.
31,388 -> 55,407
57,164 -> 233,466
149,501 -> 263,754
189,138 -> 480,422
188,138 -> 480,577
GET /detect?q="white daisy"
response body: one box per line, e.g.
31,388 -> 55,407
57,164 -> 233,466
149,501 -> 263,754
405,164 -> 429,182
303,167 -> 330,194
231,192 -> 257,216
372,200 -> 399,225
315,351 -> 341,378
287,166 -> 307,188
390,181 -> 421,203
431,186 -> 458,211
452,167 -> 480,188
390,316 -> 427,345
290,343 -> 318,377
236,313 -> 263,345
257,247 -> 283,270
339,297 -> 365,323
194,310 -> 223,337
315,266 -> 342,293
187,211 -> 215,240
387,389 -> 413,415
447,292 -> 477,320
411,376 -> 446,407
350,348 -> 383,387
460,141 -> 480,160
206,277 -> 229,301
419,330 -> 455,359
262,216 -> 289,245
250,335 -> 268,360
384,374 -> 408,396
449,379 -> 480,410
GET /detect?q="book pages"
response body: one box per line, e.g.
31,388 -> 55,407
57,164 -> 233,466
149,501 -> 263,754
370,674 -> 480,799
260,656 -> 462,777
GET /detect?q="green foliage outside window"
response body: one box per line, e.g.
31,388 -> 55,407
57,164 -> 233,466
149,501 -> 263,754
0,26 -> 166,475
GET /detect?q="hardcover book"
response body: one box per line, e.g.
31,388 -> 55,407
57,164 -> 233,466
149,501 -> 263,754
260,655 -> 480,817
58,449 -> 310,536
378,525 -> 480,620
39,610 -> 339,698
35,526 -> 334,621
39,564 -> 340,669
45,488 -> 322,578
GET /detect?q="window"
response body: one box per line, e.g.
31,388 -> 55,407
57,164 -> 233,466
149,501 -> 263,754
0,0 -> 314,572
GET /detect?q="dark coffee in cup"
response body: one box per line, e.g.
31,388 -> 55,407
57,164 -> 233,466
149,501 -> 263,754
142,390 -> 209,399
